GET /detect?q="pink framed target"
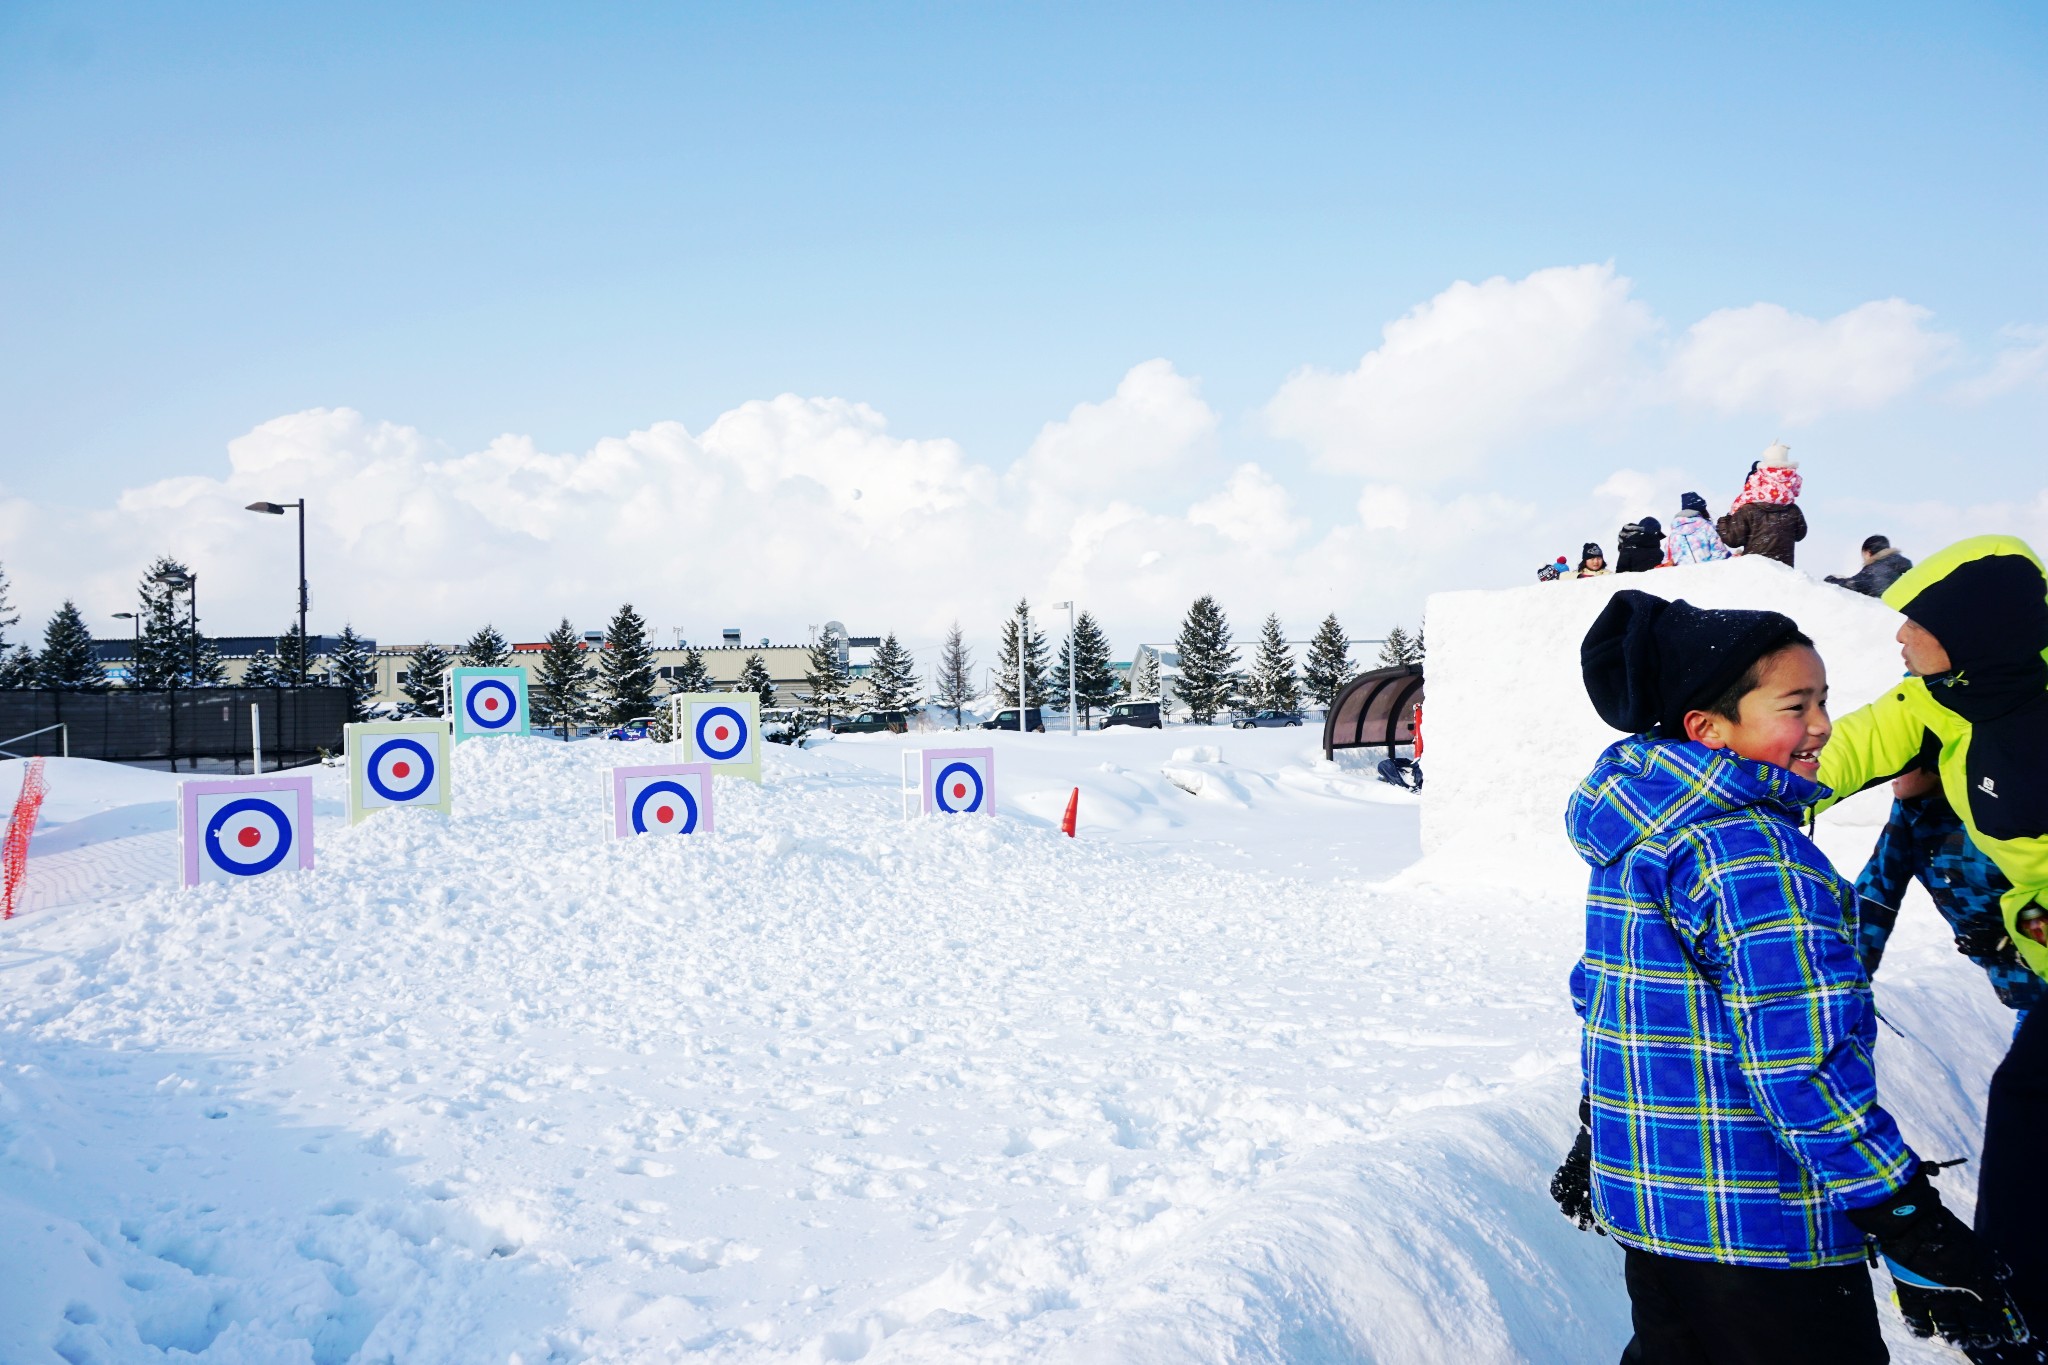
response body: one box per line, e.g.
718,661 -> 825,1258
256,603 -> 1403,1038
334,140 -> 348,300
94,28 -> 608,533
610,762 -> 716,838
918,747 -> 995,816
178,774 -> 316,888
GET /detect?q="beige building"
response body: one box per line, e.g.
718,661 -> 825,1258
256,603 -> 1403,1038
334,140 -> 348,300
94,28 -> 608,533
374,640 -> 875,713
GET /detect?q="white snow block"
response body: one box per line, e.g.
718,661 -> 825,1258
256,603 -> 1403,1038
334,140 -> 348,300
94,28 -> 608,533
1418,556 -> 1907,890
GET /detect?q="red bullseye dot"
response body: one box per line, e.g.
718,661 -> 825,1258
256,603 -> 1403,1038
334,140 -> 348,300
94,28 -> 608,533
656,804 -> 674,823
714,725 -> 730,741
237,826 -> 262,848
484,697 -> 499,711
392,761 -> 411,778
952,782 -> 967,798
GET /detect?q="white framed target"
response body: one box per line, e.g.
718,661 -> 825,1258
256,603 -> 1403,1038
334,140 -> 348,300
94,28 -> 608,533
610,762 -> 715,838
178,775 -> 315,888
346,720 -> 452,824
920,747 -> 995,817
453,667 -> 529,741
673,692 -> 761,782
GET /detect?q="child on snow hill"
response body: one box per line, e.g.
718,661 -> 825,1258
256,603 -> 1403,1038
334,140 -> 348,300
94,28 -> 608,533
1812,534 -> 2048,1361
1549,589 -> 2028,1361
1660,491 -> 1733,567
1716,442 -> 1807,567
1613,517 -> 1664,573
1577,543 -> 1610,577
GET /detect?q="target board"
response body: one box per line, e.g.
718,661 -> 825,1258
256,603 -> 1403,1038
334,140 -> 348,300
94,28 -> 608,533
670,692 -> 762,782
920,747 -> 995,816
347,719 -> 453,824
178,774 -> 316,888
452,667 -> 530,741
610,762 -> 716,838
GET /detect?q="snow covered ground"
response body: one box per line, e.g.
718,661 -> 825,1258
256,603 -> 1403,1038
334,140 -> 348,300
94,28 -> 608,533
0,617 -> 2017,1361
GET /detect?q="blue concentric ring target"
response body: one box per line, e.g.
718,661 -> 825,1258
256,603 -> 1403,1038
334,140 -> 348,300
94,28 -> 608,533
463,678 -> 519,730
695,705 -> 749,761
366,737 -> 436,802
630,779 -> 700,834
204,796 -> 294,877
933,761 -> 985,814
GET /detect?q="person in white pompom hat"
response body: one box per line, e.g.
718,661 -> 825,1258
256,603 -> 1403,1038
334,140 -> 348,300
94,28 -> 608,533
1718,441 -> 1807,567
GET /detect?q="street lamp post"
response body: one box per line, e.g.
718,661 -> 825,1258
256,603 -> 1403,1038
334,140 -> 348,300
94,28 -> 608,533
246,499 -> 309,673
152,569 -> 198,682
1017,602 -> 1029,735
1050,601 -> 1076,735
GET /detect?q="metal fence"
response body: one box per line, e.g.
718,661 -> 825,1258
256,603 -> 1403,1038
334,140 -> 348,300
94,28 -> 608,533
0,687 -> 350,767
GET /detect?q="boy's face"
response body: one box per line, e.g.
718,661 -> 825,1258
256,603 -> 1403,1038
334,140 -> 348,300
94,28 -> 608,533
1685,645 -> 1832,779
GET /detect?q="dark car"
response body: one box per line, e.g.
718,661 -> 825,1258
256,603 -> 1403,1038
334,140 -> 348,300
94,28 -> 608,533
980,708 -> 1046,733
1099,701 -> 1162,730
1234,708 -> 1305,729
830,709 -> 910,735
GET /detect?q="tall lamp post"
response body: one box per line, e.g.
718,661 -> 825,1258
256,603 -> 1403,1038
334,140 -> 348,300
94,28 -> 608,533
1017,602 -> 1029,735
111,611 -> 138,685
246,499 -> 308,675
1049,600 -> 1077,736
153,569 -> 198,682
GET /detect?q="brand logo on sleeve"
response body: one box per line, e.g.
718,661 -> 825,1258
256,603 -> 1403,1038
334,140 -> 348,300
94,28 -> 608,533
1980,776 -> 1999,798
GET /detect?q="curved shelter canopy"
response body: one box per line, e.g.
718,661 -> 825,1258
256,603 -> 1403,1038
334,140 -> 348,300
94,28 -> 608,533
1322,663 -> 1422,761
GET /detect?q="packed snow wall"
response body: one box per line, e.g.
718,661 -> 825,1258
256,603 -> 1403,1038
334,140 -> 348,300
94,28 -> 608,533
1419,556 -> 1906,889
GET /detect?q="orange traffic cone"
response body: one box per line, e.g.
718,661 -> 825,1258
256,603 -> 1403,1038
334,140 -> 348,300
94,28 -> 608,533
1060,787 -> 1079,838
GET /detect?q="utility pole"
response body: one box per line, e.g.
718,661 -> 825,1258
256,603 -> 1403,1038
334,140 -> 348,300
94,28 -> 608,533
1050,600 -> 1076,735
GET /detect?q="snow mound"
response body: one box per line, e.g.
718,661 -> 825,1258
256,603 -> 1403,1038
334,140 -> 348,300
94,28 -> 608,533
1418,557 -> 1906,890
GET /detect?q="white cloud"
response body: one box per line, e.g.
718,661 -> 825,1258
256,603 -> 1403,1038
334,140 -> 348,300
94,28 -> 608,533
1008,359 -> 1217,515
1951,324 -> 2048,403
1666,298 -> 1955,422
1264,263 -> 1657,480
1187,464 -> 1307,548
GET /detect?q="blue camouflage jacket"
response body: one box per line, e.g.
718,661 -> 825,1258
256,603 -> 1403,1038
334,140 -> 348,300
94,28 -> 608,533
1567,737 -> 1916,1267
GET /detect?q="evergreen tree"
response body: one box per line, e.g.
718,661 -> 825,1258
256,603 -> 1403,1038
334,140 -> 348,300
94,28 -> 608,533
1414,627 -> 1426,662
1248,613 -> 1301,712
1302,614 -> 1354,707
598,603 -> 658,725
534,618 -> 591,738
1128,647 -> 1161,703
132,557 -> 198,689
934,621 -> 974,726
1057,611 -> 1117,723
189,637 -> 228,686
1171,595 -> 1240,724
401,642 -> 452,716
277,622 -> 320,686
0,562 -> 19,673
995,599 -> 1050,709
36,601 -> 108,690
460,624 -> 513,669
0,564 -> 31,688
668,647 -> 713,695
803,632 -> 851,725
325,625 -> 378,722
867,632 -> 921,713
1379,624 -> 1421,668
738,652 -> 777,709
241,648 -> 284,689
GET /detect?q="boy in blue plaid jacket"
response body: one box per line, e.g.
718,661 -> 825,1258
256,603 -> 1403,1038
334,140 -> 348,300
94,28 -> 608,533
1551,590 -> 2026,1362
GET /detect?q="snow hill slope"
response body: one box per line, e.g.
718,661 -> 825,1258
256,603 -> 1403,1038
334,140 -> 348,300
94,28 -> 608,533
0,649 -> 2012,1362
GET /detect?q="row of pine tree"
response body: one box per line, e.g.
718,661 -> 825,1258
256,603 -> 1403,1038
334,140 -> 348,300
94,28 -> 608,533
2,560 -> 1421,733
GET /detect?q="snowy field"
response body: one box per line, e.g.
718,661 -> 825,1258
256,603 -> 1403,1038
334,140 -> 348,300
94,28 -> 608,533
0,587 -> 2019,1363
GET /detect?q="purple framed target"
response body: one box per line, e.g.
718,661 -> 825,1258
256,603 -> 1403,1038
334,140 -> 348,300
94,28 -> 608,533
920,747 -> 995,816
178,774 -> 316,888
611,762 -> 715,838
347,720 -> 452,823
453,667 -> 529,741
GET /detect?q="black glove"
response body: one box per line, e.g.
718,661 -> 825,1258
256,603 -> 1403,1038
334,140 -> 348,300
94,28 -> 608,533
1551,1098 -> 1604,1234
1848,1169 -> 2030,1348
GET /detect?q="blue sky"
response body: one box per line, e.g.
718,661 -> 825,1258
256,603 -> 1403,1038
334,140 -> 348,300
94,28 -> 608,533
1,3 -> 2044,647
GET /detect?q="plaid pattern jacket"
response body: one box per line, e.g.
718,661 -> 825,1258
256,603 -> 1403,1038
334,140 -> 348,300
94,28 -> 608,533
1567,738 -> 1915,1266
1855,795 -> 2047,1012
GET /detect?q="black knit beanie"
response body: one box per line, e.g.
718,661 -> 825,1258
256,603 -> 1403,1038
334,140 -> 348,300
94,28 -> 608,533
1582,542 -> 1603,560
1680,491 -> 1708,517
1896,555 -> 2048,672
1581,590 -> 1804,735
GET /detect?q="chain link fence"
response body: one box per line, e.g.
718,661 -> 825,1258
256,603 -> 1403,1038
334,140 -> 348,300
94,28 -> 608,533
0,687 -> 350,767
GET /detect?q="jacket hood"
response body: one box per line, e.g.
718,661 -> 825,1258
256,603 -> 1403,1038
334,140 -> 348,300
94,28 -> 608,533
1883,535 -> 2048,672
1566,736 -> 1827,868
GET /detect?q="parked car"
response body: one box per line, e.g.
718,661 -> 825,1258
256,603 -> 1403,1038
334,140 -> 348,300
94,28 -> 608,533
1234,708 -> 1305,729
606,716 -> 658,740
1099,701 -> 1162,730
980,708 -> 1046,733
830,709 -> 910,735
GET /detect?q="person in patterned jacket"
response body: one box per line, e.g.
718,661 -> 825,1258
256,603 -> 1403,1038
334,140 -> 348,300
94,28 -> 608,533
1662,491 -> 1734,567
1549,589 -> 2026,1361
1856,764 -> 2046,1021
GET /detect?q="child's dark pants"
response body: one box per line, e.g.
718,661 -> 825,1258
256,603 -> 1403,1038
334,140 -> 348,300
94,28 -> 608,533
1619,1247 -> 1887,1364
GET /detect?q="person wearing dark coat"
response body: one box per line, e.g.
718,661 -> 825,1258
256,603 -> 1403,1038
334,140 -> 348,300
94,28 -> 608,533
1613,518 -> 1664,573
1826,536 -> 1914,597
1716,501 -> 1807,567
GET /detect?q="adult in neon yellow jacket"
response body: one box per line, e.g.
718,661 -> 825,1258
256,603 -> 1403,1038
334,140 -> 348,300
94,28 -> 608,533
1816,533 -> 2048,1350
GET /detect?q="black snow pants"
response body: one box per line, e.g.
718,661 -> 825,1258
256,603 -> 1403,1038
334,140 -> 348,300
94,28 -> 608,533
1973,1006 -> 2048,1361
1618,1247 -> 1887,1364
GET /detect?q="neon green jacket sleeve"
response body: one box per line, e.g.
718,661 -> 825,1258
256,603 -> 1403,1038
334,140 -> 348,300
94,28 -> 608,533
1815,684 -> 1931,816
